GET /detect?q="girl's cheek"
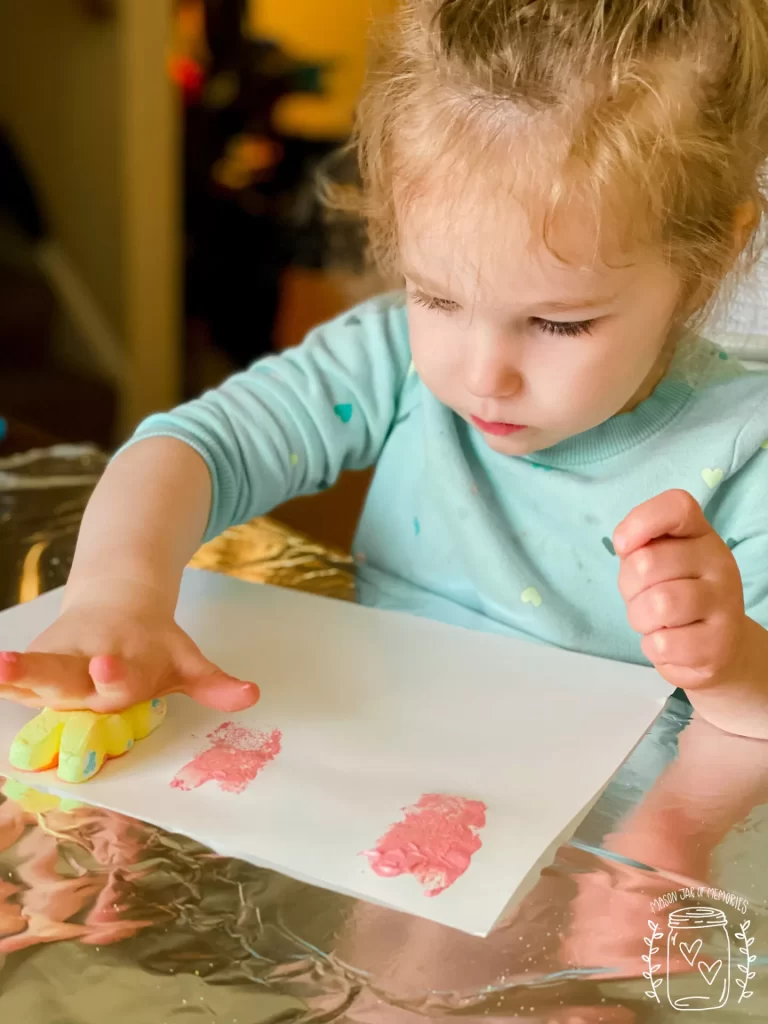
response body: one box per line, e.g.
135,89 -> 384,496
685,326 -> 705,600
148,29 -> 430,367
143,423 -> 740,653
413,327 -> 458,368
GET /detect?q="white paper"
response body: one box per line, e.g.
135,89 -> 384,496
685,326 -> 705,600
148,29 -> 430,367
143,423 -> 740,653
0,569 -> 670,935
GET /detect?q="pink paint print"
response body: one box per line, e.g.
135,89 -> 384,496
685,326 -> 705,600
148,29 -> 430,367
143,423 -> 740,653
170,723 -> 281,794
363,794 -> 487,897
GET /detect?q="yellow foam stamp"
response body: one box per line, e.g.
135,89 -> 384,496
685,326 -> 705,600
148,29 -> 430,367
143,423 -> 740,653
9,699 -> 167,784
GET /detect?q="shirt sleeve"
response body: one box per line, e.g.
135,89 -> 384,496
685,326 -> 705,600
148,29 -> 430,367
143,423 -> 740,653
123,297 -> 411,541
710,403 -> 768,630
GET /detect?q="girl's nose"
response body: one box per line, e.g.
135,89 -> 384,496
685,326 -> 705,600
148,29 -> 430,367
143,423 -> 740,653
464,331 -> 522,399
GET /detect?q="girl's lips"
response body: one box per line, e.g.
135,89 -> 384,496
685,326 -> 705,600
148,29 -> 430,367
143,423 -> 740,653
470,416 -> 527,437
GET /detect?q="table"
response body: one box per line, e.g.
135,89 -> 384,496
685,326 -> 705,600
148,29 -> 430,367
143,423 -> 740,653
0,447 -> 766,1023
0,415 -> 58,458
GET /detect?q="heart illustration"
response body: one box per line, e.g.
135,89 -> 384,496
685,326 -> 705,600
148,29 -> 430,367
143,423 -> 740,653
762,440 -> 768,449
521,587 -> 542,608
680,938 -> 703,966
697,959 -> 723,986
334,403 -> 354,424
601,536 -> 616,556
701,468 -> 724,489
289,453 -> 299,467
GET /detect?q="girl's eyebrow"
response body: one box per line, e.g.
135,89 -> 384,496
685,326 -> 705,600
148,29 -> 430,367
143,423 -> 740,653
403,263 -> 618,313
402,267 -> 453,294
404,267 -> 617,315
528,295 -> 618,314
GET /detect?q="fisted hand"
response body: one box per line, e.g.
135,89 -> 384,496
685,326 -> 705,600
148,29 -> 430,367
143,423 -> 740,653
613,489 -> 750,691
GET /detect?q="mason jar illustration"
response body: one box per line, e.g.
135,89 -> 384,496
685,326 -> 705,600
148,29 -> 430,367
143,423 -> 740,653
667,907 -> 731,1011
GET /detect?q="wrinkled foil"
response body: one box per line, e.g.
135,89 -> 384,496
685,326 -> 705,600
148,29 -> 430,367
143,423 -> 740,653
0,446 -> 766,1022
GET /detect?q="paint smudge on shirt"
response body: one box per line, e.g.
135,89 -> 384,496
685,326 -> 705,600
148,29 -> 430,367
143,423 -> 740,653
363,793 -> 486,897
333,403 -> 354,424
601,536 -> 617,556
171,723 -> 282,795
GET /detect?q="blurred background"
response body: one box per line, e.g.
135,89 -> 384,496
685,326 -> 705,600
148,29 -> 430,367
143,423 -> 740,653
0,0 -> 392,547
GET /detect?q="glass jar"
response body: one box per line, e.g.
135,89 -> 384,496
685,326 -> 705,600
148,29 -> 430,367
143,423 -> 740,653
666,906 -> 731,1011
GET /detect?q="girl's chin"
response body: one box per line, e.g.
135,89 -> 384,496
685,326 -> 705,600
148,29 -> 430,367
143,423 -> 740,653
480,430 -> 545,455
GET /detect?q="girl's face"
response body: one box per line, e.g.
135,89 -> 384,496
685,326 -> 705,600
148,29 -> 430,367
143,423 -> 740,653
402,189 -> 684,456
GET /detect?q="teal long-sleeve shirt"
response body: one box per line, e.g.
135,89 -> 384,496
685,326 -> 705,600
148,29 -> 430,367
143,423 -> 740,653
129,294 -> 768,666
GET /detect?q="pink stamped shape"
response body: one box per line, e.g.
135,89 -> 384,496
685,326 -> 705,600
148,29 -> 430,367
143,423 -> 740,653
171,722 -> 282,794
363,793 -> 487,896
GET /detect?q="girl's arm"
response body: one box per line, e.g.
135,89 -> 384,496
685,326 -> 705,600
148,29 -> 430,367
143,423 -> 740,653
0,437 -> 260,713
63,437 -> 212,617
1,300 -> 411,711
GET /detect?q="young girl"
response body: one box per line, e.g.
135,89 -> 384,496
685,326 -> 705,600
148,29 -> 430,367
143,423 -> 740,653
3,0 -> 768,739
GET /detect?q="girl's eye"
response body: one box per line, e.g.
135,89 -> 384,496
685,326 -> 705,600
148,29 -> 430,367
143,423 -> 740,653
411,291 -> 460,314
534,318 -> 596,338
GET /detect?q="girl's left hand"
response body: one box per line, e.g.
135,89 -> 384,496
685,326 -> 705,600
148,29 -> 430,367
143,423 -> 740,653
613,489 -> 751,690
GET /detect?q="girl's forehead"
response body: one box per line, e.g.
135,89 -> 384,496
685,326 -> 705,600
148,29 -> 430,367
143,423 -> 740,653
392,107 -> 656,288
398,184 -> 636,301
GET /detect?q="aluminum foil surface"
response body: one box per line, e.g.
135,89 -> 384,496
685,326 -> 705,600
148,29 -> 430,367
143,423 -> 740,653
0,446 -> 766,1022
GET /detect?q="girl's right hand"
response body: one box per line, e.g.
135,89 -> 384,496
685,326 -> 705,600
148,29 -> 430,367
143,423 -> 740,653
0,590 -> 260,714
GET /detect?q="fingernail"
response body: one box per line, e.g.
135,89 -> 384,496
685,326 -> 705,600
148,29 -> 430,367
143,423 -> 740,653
217,674 -> 250,688
0,652 -> 20,664
224,679 -> 258,693
228,681 -> 261,706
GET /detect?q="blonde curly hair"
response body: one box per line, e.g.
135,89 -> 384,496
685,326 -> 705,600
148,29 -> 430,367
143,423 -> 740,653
333,0 -> 768,310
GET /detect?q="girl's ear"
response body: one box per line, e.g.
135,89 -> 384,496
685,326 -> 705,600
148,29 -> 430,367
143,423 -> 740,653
680,200 -> 760,320
733,199 -> 759,256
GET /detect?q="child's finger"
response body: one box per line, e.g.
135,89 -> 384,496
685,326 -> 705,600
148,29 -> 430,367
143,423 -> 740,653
174,638 -> 260,710
0,652 -> 96,707
0,684 -> 44,707
0,653 -> 40,703
617,536 -> 705,603
614,490 -> 709,557
640,620 -> 724,679
183,671 -> 260,711
625,578 -> 708,636
0,652 -> 24,684
87,654 -> 160,713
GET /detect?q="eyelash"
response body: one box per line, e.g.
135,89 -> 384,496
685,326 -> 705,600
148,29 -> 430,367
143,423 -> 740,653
534,318 -> 596,338
412,292 -> 459,314
411,292 -> 596,337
